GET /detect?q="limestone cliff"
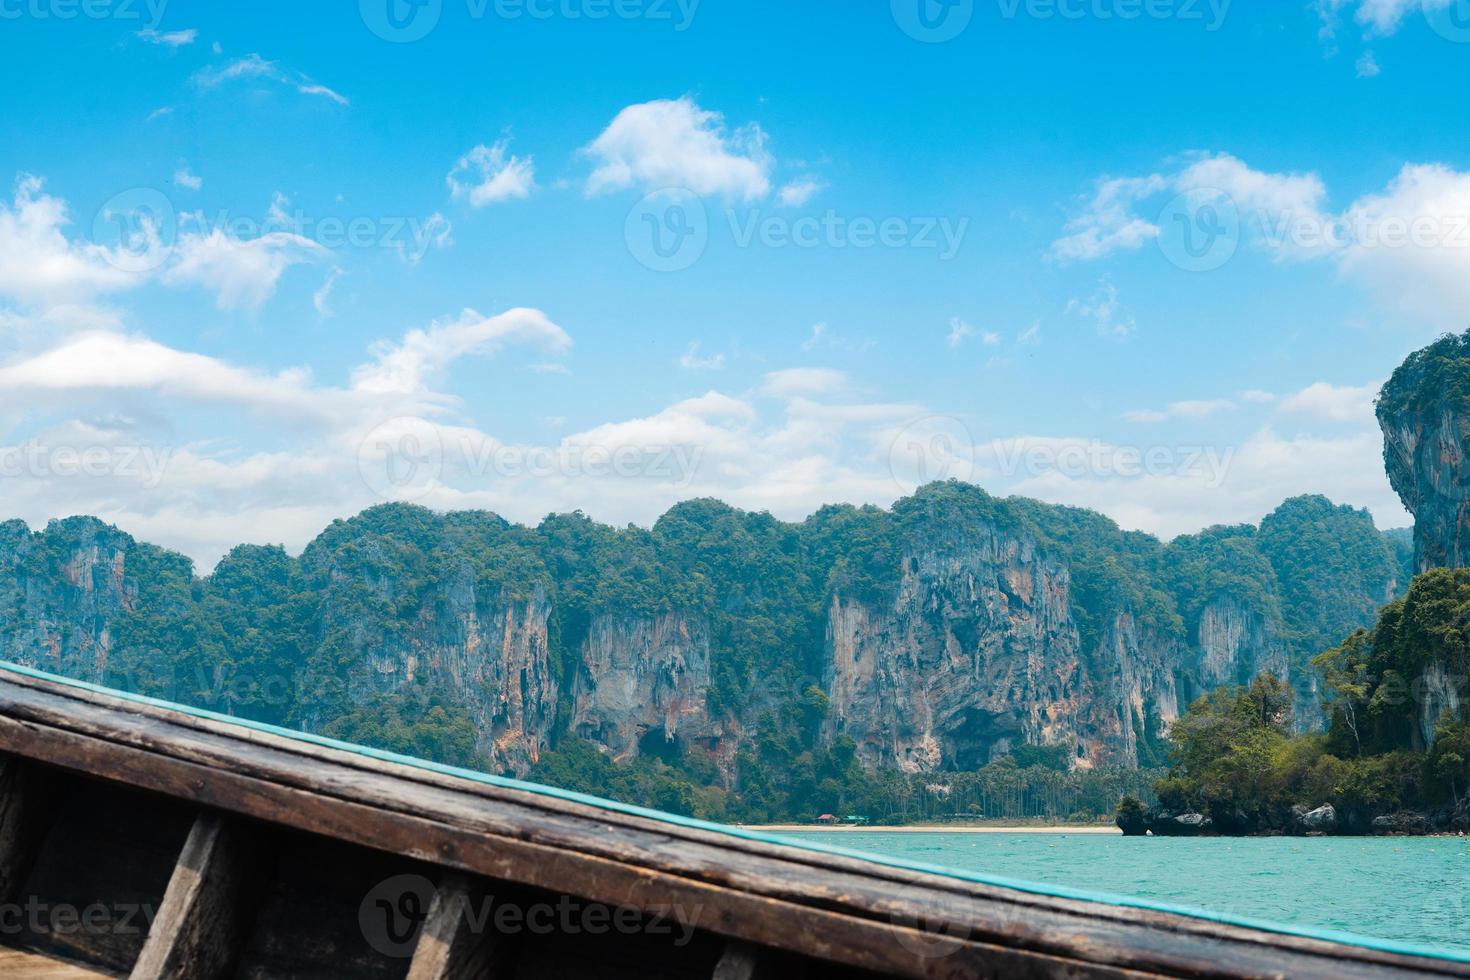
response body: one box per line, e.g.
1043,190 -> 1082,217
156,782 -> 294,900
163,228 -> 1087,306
570,611 -> 712,760
1378,332 -> 1470,574
1195,595 -> 1287,690
0,518 -> 138,681
822,524 -> 1178,771
301,546 -> 558,773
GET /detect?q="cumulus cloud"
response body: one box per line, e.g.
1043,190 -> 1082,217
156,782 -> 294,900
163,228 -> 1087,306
583,97 -> 772,200
447,140 -> 537,207
1279,380 -> 1381,423
0,175 -> 147,308
193,54 -> 348,106
1054,153 -> 1470,323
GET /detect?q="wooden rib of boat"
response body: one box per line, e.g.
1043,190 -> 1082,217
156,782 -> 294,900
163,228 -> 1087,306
0,667 -> 1466,980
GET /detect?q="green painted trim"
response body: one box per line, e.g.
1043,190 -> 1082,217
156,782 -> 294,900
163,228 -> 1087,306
2,660 -> 1465,965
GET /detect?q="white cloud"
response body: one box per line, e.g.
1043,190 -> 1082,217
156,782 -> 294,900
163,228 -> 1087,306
946,317 -> 999,348
1066,278 -> 1135,340
0,175 -> 145,308
0,332 -> 335,421
1052,175 -> 1167,261
679,341 -> 725,371
1125,398 -> 1236,423
193,54 -> 348,106
313,268 -> 342,318
1356,50 -> 1382,77
801,321 -> 874,353
1279,380 -> 1381,423
163,226 -> 327,310
447,140 -> 537,207
351,308 -> 572,394
173,166 -> 202,191
1317,0 -> 1447,40
136,28 -> 197,47
1241,389 -> 1277,404
395,212 -> 453,266
1052,153 -> 1327,264
778,179 -> 824,207
759,368 -> 849,398
583,97 -> 772,200
1055,153 -> 1470,322
1332,164 -> 1470,321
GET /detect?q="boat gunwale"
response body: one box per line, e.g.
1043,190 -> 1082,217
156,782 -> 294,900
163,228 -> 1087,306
0,664 -> 1466,980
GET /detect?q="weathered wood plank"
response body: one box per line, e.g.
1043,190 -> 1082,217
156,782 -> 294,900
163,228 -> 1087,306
129,812 -> 258,980
0,946 -> 120,978
405,874 -> 505,980
1,670 -> 1467,980
712,940 -> 767,980
0,755 -> 53,906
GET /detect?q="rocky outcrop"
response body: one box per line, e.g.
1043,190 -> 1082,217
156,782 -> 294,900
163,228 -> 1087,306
1378,335 -> 1470,574
1293,804 -> 1338,834
824,528 -> 1086,773
0,518 -> 138,681
571,611 -> 712,760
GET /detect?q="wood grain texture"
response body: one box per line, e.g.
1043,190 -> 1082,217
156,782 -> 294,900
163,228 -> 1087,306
0,946 -> 120,978
406,874 -> 504,980
1,669 -> 1467,980
129,813 -> 258,980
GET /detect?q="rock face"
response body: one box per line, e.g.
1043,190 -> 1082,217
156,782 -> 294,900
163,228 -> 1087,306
0,518 -> 138,681
823,528 -> 1085,772
1197,596 -> 1286,690
304,552 -> 558,773
823,525 -> 1180,771
1381,407 -> 1470,574
1083,611 -> 1183,768
571,612 -> 712,760
1378,334 -> 1470,574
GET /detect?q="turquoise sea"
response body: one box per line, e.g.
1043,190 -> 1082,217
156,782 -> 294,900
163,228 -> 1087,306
779,832 -> 1470,957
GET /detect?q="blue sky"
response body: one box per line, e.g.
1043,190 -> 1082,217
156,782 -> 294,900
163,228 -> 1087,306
1,0 -> 1467,567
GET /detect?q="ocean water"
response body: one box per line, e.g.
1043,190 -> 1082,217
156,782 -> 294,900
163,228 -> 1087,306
778,832 -> 1470,957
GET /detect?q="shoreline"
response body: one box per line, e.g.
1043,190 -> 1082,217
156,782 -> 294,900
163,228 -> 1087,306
741,824 -> 1122,835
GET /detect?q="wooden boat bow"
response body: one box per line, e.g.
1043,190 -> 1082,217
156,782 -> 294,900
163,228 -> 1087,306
0,665 -> 1465,979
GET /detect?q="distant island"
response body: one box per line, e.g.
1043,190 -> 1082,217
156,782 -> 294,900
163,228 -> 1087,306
1119,331 -> 1470,837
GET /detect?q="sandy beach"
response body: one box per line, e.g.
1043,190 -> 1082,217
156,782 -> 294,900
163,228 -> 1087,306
743,824 -> 1122,835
